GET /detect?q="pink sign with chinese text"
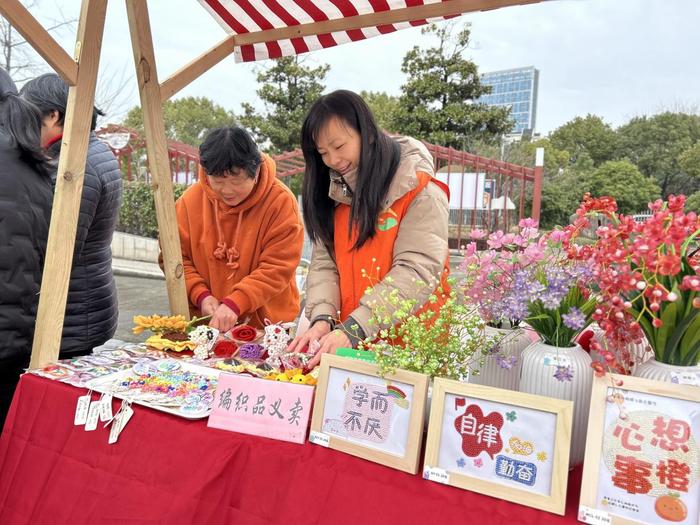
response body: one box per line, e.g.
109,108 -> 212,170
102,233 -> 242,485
208,373 -> 314,444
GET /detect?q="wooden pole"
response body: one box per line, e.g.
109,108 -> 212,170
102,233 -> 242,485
30,0 -> 108,368
0,0 -> 78,85
160,36 -> 235,102
126,0 -> 190,318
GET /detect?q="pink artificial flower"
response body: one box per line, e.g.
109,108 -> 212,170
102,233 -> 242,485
463,242 -> 478,257
470,229 -> 487,240
487,230 -> 506,249
518,217 -> 539,229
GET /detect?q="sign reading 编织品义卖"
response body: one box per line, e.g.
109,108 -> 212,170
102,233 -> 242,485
207,373 -> 314,444
423,379 -> 573,516
580,373 -> 700,525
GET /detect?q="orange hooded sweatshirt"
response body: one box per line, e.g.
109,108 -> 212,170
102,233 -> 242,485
176,154 -> 303,328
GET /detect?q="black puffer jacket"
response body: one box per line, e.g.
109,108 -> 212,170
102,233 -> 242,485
48,133 -> 122,357
0,129 -> 53,367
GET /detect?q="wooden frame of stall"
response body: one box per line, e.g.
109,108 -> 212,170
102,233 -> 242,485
0,0 -> 544,368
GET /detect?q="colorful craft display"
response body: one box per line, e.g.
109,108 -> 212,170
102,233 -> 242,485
104,359 -> 218,415
30,343 -> 166,387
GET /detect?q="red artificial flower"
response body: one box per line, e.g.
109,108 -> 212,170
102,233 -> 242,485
657,254 -> 682,276
231,324 -> 258,342
213,340 -> 238,358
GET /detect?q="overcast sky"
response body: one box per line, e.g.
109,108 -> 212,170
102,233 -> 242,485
28,0 -> 700,135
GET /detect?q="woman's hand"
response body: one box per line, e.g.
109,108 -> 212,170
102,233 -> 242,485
305,329 -> 351,369
287,319 -> 332,354
209,303 -> 239,333
200,295 -> 220,318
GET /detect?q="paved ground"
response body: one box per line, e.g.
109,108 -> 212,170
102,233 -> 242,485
115,274 -> 170,343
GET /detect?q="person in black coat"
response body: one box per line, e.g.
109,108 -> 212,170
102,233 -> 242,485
0,68 -> 53,427
21,73 -> 123,358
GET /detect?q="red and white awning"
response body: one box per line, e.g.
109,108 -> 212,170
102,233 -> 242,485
198,0 -> 459,62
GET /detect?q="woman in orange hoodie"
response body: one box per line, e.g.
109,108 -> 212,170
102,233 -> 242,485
176,126 -> 304,332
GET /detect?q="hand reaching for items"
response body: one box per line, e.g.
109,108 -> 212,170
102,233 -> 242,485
209,302 -> 239,333
287,319 -> 332,354
305,329 -> 351,369
200,295 -> 220,318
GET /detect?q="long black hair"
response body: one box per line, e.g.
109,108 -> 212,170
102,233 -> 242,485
0,68 -> 48,174
301,90 -> 400,253
20,72 -> 104,131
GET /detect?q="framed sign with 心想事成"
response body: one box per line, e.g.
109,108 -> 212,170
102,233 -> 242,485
423,378 -> 573,515
579,373 -> 700,525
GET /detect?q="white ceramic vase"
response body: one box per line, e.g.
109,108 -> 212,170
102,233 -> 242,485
633,357 -> 700,385
519,341 -> 593,467
469,326 -> 533,391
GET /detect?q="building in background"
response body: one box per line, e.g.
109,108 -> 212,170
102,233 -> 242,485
479,66 -> 539,136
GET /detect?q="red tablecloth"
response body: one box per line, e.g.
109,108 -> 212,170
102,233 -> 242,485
0,374 -> 583,524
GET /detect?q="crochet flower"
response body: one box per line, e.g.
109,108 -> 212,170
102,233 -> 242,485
553,365 -> 574,382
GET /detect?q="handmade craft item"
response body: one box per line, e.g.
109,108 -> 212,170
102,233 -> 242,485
263,321 -> 292,368
189,325 -> 219,359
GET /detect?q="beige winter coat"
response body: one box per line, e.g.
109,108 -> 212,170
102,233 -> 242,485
304,136 -> 449,340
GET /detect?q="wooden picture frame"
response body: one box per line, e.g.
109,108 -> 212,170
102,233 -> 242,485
424,378 -> 573,515
579,373 -> 700,525
309,353 -> 429,474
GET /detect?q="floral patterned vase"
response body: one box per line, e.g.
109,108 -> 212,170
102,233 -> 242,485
519,341 -> 593,467
469,326 -> 533,391
633,357 -> 700,386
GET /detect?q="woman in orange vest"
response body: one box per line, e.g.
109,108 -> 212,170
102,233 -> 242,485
288,90 -> 450,368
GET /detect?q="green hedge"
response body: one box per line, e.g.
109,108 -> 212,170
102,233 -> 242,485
118,181 -> 189,239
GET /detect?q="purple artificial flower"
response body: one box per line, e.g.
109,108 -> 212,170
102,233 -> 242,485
562,307 -> 586,330
553,365 -> 574,382
496,354 -> 518,370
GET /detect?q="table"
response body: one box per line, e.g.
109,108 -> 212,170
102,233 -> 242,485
1,374 -> 583,524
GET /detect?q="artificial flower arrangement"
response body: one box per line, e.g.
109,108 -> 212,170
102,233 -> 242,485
563,193 -> 700,373
509,234 -> 597,350
460,219 -> 546,372
460,218 -> 544,329
462,222 -> 597,381
347,273 -> 497,381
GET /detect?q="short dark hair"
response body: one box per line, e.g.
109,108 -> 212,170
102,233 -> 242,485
20,73 -> 104,131
199,126 -> 262,178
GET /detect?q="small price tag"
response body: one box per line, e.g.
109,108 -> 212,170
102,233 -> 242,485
108,402 -> 134,445
423,466 -> 450,484
84,401 -> 100,431
543,354 -> 571,367
670,372 -> 700,386
578,505 -> 612,525
99,394 -> 113,422
74,393 -> 91,425
309,431 -> 330,448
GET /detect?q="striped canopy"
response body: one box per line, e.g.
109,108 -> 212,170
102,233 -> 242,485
198,0 -> 539,62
